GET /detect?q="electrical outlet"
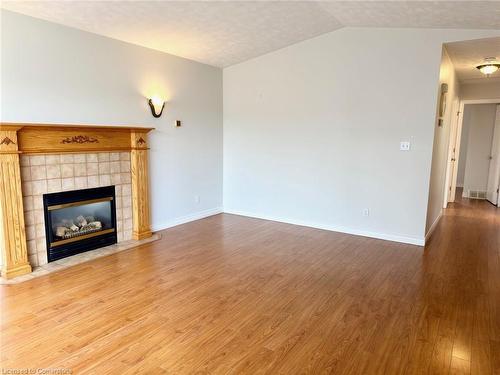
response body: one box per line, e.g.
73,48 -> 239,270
363,208 -> 370,217
400,141 -> 411,151
194,195 -> 200,204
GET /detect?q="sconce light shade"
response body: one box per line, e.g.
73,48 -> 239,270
148,96 -> 165,118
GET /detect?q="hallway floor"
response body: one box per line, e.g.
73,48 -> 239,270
422,193 -> 500,374
1,200 -> 499,374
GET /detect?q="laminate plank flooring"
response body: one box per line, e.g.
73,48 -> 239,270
1,197 -> 499,374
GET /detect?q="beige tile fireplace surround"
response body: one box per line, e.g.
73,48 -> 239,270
20,152 -> 134,267
0,123 -> 154,279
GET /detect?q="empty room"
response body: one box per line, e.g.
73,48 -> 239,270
1,1 -> 499,374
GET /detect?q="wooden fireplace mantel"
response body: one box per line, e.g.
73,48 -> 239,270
0,122 -> 154,154
0,122 -> 155,279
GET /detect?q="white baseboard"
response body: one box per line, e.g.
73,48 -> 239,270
223,209 -> 425,246
152,207 -> 223,232
425,212 -> 442,244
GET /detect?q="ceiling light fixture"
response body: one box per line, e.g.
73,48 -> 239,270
476,57 -> 500,76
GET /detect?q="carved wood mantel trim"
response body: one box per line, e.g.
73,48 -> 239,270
0,137 -> 16,146
61,135 -> 99,144
0,123 -> 154,154
0,122 -> 154,279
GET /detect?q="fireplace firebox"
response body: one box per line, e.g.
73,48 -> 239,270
43,186 -> 117,262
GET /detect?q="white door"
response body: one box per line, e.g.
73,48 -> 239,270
445,100 -> 462,205
486,105 -> 500,206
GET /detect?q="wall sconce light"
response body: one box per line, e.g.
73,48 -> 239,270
148,96 -> 165,118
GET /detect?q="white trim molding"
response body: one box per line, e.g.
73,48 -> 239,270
425,211 -> 442,244
460,98 -> 500,105
152,207 -> 223,232
224,209 -> 425,246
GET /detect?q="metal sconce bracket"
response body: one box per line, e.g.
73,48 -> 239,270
148,99 -> 165,118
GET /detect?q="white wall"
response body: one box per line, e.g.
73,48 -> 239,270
426,47 -> 460,234
1,10 -> 223,231
224,27 -> 500,245
461,81 -> 500,100
461,104 -> 497,194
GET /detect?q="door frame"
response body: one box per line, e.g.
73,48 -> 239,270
444,98 -> 500,208
487,105 -> 500,206
443,97 -> 461,207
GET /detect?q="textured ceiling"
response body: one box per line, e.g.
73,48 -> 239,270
445,37 -> 500,83
319,1 -> 500,29
1,1 -> 500,67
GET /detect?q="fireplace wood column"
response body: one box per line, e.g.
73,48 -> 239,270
0,126 -> 32,279
130,131 -> 152,240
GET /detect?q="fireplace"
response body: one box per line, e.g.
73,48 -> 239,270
43,186 -> 117,262
0,124 -> 152,279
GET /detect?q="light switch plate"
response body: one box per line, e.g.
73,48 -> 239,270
400,141 -> 411,151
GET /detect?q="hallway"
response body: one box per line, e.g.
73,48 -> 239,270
423,192 -> 500,373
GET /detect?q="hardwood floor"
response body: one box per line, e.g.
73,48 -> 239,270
1,199 -> 499,374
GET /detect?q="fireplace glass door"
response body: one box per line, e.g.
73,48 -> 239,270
43,186 -> 117,262
48,198 -> 114,245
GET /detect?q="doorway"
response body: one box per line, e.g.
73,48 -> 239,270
426,36 -> 500,243
446,100 -> 500,207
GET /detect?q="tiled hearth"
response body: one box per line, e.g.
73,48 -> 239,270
20,152 -> 133,267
